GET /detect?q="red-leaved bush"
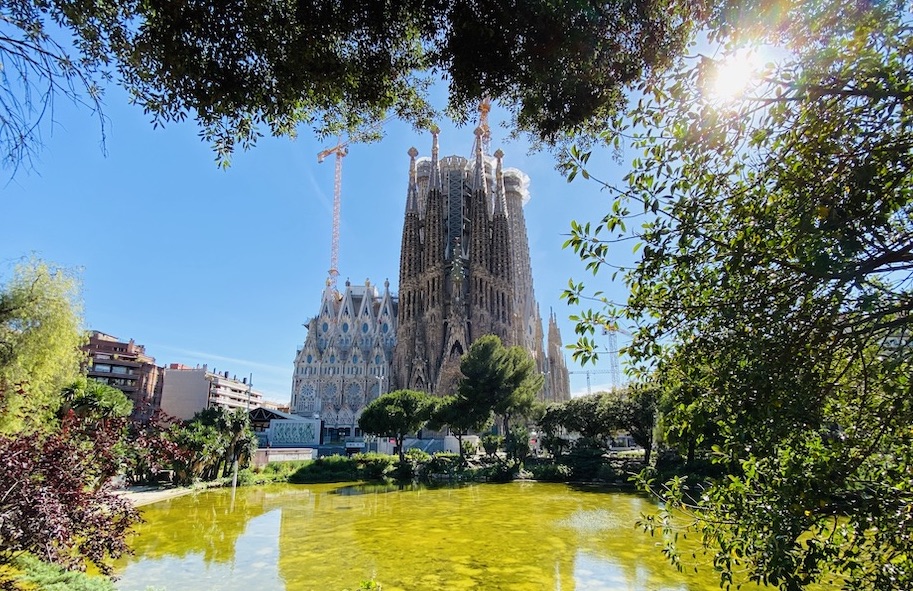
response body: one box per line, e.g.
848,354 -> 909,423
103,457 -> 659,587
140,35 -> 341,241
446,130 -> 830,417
0,414 -> 140,574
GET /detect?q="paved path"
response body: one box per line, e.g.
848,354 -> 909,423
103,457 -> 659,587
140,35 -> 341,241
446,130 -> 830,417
115,486 -> 195,507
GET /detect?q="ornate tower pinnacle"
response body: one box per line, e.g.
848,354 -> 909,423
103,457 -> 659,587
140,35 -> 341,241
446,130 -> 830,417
429,125 -> 441,191
472,126 -> 487,192
406,146 -> 419,212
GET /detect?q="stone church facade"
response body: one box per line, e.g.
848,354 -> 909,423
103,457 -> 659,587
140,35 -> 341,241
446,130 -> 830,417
290,125 -> 570,438
392,127 -> 570,402
290,278 -> 397,441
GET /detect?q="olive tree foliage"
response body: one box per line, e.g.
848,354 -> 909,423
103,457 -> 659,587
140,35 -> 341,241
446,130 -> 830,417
0,259 -> 85,434
536,403 -> 571,457
1,0 -> 705,170
557,392 -> 615,442
561,2 -> 913,589
536,388 -> 656,463
358,389 -> 435,463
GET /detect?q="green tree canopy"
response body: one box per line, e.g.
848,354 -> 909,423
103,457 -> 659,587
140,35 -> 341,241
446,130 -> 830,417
563,1 -> 913,588
558,392 -> 614,442
0,259 -> 85,434
459,335 -> 543,435
168,407 -> 257,483
3,0 -> 705,168
599,387 -> 656,465
427,394 -> 492,459
358,389 -> 435,462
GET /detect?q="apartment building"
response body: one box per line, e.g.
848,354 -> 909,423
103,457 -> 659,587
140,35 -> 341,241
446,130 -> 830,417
160,363 -> 264,420
82,331 -> 163,420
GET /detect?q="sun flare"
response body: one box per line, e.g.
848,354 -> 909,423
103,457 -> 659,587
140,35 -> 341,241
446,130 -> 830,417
708,50 -> 762,101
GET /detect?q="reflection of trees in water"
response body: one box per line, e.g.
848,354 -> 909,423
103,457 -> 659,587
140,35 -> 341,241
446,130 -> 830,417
275,483 -> 757,591
124,483 -> 765,590
126,486 -> 307,564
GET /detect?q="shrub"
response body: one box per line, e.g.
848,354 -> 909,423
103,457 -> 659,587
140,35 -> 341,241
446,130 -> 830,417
288,456 -> 359,483
481,434 -> 503,456
263,459 -> 312,474
504,426 -> 531,463
235,468 -> 279,485
461,439 -> 478,457
564,445 -> 606,481
419,452 -> 461,481
595,463 -> 617,482
0,417 -> 139,574
1,553 -> 116,591
477,459 -> 515,483
236,460 -> 315,485
392,461 -> 415,482
528,462 -> 572,482
354,453 -> 396,481
404,448 -> 431,463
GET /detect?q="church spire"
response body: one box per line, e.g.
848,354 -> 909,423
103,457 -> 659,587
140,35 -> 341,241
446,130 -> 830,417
429,125 -> 441,192
472,126 -> 487,193
406,146 -> 419,212
493,149 -> 508,217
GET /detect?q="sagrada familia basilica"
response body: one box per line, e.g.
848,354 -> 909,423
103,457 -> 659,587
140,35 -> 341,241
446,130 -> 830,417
290,119 -> 570,440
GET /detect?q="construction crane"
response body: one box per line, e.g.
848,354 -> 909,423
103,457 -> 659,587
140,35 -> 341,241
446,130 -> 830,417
567,369 -> 614,396
317,140 -> 347,289
569,322 -> 632,395
602,322 -> 631,391
316,118 -> 392,290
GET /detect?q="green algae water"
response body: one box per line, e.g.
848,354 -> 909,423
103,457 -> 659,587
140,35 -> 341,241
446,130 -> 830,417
113,482 -> 765,591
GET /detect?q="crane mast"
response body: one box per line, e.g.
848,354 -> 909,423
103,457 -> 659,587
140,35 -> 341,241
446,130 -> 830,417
602,322 -> 632,391
568,323 -> 631,395
315,117 -> 390,290
317,142 -> 347,289
567,369 -> 614,396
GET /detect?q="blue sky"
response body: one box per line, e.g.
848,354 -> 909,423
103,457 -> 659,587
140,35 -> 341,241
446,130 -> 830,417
0,84 -> 635,403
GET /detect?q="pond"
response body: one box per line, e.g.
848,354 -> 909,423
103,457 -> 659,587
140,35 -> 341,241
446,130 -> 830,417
113,482 -> 764,591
